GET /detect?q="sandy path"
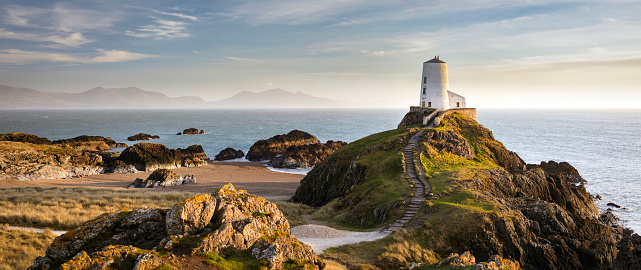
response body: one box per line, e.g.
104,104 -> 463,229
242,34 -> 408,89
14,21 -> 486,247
292,224 -> 390,254
0,161 -> 304,201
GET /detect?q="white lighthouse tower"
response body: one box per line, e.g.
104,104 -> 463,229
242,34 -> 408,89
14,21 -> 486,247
419,56 -> 465,111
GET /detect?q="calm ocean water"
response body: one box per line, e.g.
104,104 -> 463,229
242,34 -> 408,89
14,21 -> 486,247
1,109 -> 639,231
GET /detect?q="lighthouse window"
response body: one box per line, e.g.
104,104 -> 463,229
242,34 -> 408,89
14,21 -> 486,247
422,88 -> 426,94
456,102 -> 460,108
423,77 -> 426,83
428,102 -> 431,107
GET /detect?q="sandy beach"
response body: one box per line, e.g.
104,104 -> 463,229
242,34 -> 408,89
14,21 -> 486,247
0,161 -> 304,201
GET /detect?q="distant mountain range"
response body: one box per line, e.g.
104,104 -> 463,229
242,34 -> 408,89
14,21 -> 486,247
0,85 -> 350,109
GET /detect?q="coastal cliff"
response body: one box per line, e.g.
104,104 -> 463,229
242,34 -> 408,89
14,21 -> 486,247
294,113 -> 641,269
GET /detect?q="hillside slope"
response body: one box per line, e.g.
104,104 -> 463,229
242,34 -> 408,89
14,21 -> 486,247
294,113 -> 641,269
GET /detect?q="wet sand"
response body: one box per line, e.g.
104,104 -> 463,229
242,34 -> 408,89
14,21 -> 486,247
0,161 -> 304,201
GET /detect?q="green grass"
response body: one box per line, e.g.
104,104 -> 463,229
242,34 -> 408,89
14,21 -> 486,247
200,251 -> 269,270
271,201 -> 314,227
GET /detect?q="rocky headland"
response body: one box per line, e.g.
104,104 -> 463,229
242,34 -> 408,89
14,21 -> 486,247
292,113 -> 641,269
29,184 -> 324,270
214,147 -> 245,161
127,169 -> 195,188
127,133 -> 160,141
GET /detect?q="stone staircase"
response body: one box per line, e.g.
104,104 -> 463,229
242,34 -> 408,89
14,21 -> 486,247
383,124 -> 435,233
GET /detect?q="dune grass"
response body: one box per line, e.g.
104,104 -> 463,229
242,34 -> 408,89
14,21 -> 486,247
0,187 -> 194,230
0,224 -> 57,270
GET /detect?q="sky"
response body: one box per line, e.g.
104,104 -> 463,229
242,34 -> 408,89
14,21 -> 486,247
0,0 -> 640,108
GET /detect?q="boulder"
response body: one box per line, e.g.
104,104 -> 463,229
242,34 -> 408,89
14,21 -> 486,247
246,130 -> 321,161
166,194 -> 217,235
214,147 -> 245,161
111,160 -> 139,174
127,133 -> 160,141
268,140 -> 347,169
127,169 -> 195,188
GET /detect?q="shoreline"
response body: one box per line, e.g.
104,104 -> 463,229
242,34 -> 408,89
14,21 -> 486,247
0,161 -> 304,201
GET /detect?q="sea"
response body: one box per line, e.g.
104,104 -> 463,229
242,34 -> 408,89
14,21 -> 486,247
1,108 -> 639,232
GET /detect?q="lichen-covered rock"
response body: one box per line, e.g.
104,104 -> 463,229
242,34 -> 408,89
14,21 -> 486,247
246,130 -> 321,161
166,194 -> 217,235
127,133 -> 160,141
127,169 -> 195,188
29,208 -> 167,269
268,140 -> 347,169
214,147 -> 245,161
193,184 -> 322,269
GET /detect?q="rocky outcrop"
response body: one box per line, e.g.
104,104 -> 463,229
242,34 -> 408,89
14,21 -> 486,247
214,147 -> 245,161
268,140 -> 347,169
117,143 -> 208,172
30,184 -> 323,270
526,160 -> 586,184
127,133 -> 160,141
179,128 -> 204,135
127,169 -> 195,188
53,135 -> 127,151
421,130 -> 473,159
0,132 -> 52,144
246,130 -> 321,161
407,251 -> 520,270
0,141 -> 105,180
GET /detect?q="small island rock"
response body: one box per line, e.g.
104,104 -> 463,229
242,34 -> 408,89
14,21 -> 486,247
214,147 -> 245,161
127,133 -> 160,141
180,128 -> 204,135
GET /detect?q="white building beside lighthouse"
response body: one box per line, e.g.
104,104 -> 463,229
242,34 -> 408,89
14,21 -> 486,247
419,56 -> 465,111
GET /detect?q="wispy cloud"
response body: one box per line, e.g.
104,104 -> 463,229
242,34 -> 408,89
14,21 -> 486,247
155,10 -> 198,21
226,56 -> 263,62
0,49 -> 155,65
2,4 -> 119,47
0,28 -> 93,48
125,18 -> 191,39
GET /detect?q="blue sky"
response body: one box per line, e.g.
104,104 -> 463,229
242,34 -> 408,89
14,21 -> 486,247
1,0 -> 640,108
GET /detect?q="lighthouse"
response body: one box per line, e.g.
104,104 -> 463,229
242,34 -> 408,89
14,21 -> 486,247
419,56 -> 465,111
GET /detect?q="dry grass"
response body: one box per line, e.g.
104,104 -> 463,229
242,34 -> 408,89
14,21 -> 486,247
0,224 -> 57,270
272,201 -> 314,227
0,187 -> 194,230
323,259 -> 349,270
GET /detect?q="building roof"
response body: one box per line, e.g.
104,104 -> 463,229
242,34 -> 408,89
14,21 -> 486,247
425,56 -> 445,63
